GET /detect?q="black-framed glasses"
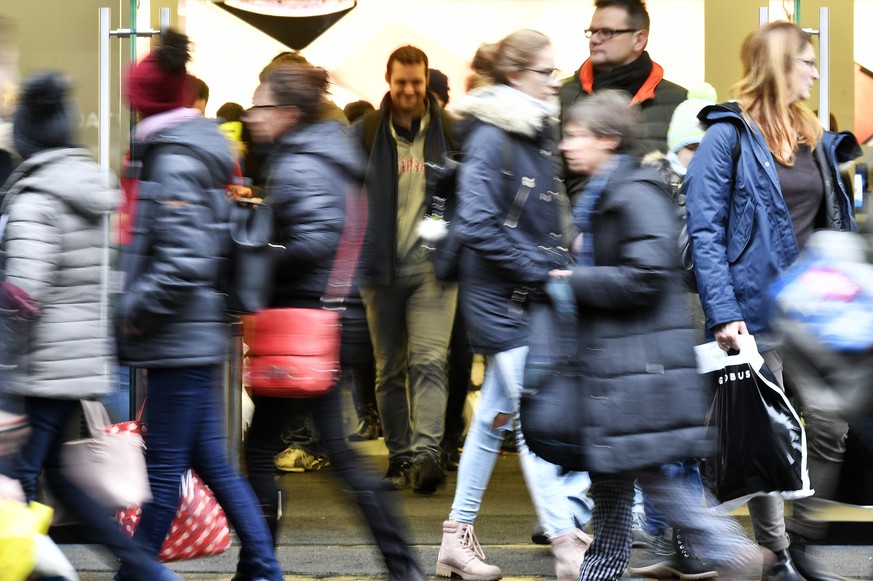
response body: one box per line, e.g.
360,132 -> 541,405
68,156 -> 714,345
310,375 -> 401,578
523,67 -> 562,80
794,58 -> 817,71
244,104 -> 288,114
584,27 -> 637,40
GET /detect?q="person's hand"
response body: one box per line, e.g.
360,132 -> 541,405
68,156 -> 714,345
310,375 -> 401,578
713,320 -> 748,351
549,269 -> 573,278
0,474 -> 25,503
227,184 -> 254,201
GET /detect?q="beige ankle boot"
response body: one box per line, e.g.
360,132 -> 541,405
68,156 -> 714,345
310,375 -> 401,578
551,528 -> 592,581
436,519 -> 503,581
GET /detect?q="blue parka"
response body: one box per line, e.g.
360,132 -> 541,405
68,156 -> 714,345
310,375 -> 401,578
452,84 -> 569,355
684,103 -> 860,344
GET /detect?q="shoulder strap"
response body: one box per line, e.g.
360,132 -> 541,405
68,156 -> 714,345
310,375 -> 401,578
322,185 -> 368,309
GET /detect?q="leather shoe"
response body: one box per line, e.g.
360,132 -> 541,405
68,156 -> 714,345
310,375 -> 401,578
381,459 -> 411,490
789,544 -> 846,581
411,451 -> 445,494
762,548 -> 805,581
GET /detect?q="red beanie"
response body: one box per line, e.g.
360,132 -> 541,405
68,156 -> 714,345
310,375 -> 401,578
123,29 -> 190,118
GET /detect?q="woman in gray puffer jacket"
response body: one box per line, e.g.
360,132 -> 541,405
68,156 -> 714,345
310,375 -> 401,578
4,72 -> 180,581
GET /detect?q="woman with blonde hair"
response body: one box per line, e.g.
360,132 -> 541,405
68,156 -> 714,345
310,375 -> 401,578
684,20 -> 860,581
435,29 -> 589,581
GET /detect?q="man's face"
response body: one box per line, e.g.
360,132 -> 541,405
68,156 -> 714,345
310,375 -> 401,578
587,6 -> 646,73
386,61 -> 428,117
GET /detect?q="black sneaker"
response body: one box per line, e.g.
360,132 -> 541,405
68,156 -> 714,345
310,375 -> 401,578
411,452 -> 445,494
673,528 -> 717,580
347,418 -> 381,442
531,522 -> 549,545
629,531 -> 679,578
381,459 -> 411,491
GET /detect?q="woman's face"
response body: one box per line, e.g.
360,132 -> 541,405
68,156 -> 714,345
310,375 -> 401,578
786,42 -> 819,104
511,46 -> 561,102
243,83 -> 299,144
559,120 -> 616,175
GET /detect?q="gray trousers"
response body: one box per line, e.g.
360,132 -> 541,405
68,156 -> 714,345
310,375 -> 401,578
360,271 -> 457,462
751,350 -> 849,551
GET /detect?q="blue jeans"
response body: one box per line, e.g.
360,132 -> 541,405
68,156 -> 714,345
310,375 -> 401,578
642,459 -> 705,536
360,272 -> 457,461
13,397 -> 169,580
449,346 -> 579,536
127,366 -> 281,581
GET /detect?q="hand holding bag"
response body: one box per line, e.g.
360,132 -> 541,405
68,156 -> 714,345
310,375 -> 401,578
695,334 -> 813,511
59,400 -> 151,511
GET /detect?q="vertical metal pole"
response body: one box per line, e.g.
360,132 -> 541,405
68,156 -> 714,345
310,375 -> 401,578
98,8 -> 111,182
160,7 -> 171,32
818,7 -> 830,129
759,6 -> 769,26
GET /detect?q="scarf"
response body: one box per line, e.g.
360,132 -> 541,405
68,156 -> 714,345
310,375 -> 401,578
571,154 -> 626,266
579,52 -> 663,105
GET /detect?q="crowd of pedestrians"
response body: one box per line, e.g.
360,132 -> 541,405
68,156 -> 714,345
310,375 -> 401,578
0,1 -> 869,580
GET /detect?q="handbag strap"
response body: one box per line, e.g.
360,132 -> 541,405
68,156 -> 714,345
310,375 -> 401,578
80,400 -> 112,437
321,186 -> 368,310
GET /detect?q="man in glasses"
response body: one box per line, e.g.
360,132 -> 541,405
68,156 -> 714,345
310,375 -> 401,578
559,0 -> 687,182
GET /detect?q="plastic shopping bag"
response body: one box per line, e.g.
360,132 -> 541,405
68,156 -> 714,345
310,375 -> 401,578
695,334 -> 813,511
0,499 -> 54,581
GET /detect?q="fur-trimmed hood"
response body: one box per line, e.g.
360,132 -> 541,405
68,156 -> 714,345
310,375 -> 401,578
452,84 -> 558,139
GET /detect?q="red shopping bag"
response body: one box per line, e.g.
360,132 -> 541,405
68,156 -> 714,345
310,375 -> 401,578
111,419 -> 231,562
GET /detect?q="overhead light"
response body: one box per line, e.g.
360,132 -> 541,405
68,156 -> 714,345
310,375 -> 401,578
223,0 -> 356,17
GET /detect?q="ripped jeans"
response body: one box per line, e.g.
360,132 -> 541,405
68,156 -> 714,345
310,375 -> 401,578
448,345 -> 580,537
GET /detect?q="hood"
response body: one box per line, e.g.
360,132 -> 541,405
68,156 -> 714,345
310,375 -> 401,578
273,119 -> 365,182
131,116 -> 235,185
452,84 -> 558,139
1,148 -> 118,219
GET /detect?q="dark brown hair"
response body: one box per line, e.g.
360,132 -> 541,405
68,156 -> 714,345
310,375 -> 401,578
386,45 -> 428,78
262,64 -> 329,124
594,0 -> 650,32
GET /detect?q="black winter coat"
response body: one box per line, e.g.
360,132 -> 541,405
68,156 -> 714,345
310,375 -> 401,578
117,117 -> 234,368
264,120 -> 363,308
531,156 -> 713,473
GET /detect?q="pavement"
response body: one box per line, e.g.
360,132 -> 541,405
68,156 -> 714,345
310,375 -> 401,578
59,393 -> 873,580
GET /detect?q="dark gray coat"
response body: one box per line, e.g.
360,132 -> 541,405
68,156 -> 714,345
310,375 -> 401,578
116,117 -> 234,368
532,157 -> 712,473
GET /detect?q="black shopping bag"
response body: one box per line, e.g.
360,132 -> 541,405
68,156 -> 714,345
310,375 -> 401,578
695,335 -> 812,510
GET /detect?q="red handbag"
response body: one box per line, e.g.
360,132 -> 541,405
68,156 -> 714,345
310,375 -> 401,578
112,410 -> 232,562
246,307 -> 341,397
245,187 -> 366,398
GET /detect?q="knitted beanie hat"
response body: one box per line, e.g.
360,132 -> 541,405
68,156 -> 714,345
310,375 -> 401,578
428,69 -> 449,105
667,82 -> 717,154
13,71 -> 74,160
124,29 -> 191,118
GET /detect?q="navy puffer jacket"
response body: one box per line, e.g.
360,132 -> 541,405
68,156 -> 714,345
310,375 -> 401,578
117,117 -> 234,368
452,85 -> 569,355
264,120 -> 363,308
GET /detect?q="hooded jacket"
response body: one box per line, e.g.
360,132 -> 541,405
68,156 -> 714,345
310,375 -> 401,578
684,103 -> 860,344
352,92 -> 455,286
527,155 -> 712,473
116,116 -> 235,368
452,85 -> 568,355
1,148 -> 119,398
265,120 -> 364,307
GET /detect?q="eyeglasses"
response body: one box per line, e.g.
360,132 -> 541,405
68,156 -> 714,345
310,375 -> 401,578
244,104 -> 288,114
584,28 -> 637,40
794,58 -> 817,71
523,67 -> 562,81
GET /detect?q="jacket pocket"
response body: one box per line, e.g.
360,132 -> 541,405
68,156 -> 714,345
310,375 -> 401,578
726,198 -> 755,263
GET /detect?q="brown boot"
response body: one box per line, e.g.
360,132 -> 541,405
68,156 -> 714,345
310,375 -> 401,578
436,519 -> 502,581
551,528 -> 592,581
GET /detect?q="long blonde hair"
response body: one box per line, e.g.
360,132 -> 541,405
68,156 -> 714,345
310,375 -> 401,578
731,21 -> 822,165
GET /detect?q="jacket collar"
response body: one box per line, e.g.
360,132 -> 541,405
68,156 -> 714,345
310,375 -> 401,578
579,56 -> 664,104
452,84 -> 557,139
